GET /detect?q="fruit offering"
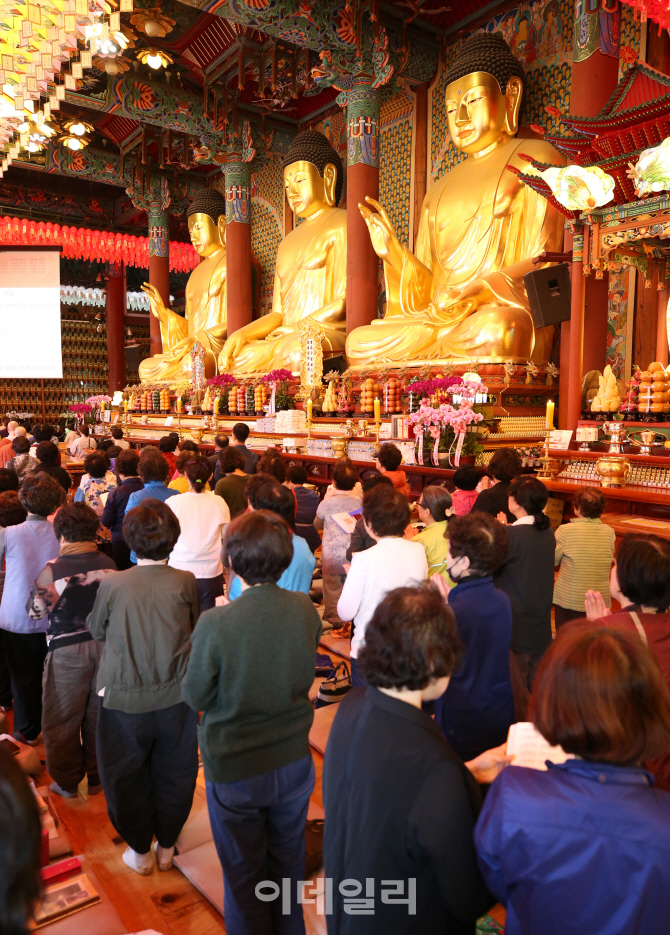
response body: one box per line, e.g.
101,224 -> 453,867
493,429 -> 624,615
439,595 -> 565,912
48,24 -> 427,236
160,388 -> 170,412
590,365 -> 621,412
254,383 -> 268,412
140,392 -> 148,412
360,377 -> 381,413
152,390 -> 160,412
384,377 -> 403,414
228,385 -> 238,414
237,385 -> 247,413
323,379 -> 338,413
637,362 -> 670,414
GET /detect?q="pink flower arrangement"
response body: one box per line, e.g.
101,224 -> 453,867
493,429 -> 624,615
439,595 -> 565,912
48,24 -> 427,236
85,395 -> 111,407
206,374 -> 236,388
261,368 -> 294,384
68,403 -> 93,415
408,377 -> 487,439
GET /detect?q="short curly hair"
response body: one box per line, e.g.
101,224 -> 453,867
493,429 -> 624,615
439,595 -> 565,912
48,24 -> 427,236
19,473 -> 65,517
448,512 -> 508,575
115,448 -> 139,477
283,129 -> 344,206
363,485 -> 410,538
375,442 -> 403,472
487,447 -> 521,483
573,486 -> 606,519
444,32 -> 526,96
359,584 -> 461,690
0,469 -> 19,494
221,446 -> 246,474
225,511 -> 293,585
123,499 -> 180,561
137,447 -> 169,484
53,502 -> 99,543
36,441 -> 59,465
83,452 -> 109,480
187,188 -> 227,223
245,472 -> 279,509
0,491 -> 26,528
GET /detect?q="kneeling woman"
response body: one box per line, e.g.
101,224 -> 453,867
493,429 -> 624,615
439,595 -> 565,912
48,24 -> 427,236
324,584 -> 511,934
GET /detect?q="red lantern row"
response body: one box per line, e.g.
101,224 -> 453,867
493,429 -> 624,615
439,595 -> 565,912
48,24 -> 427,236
621,0 -> 669,28
0,216 -> 199,273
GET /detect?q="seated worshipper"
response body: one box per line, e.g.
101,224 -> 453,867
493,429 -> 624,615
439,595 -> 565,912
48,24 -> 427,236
257,448 -> 288,484
338,485 -> 428,687
0,474 -> 65,744
374,442 -> 411,497
0,469 -> 18,494
323,457 -> 363,502
0,491 -> 27,713
0,426 -> 25,470
325,585 -> 510,935
315,459 -> 363,628
494,477 -> 555,692
227,481 -> 315,599
209,434 -> 230,484
0,420 -> 17,450
471,447 -> 522,524
125,447 -> 179,563
6,437 -> 38,483
183,510 -> 322,935
106,445 -> 122,471
168,452 -> 212,494
63,421 -> 78,449
0,417 -> 9,440
413,484 -> 453,582
89,500 -> 200,875
74,452 -> 117,541
287,463 -> 320,553
158,435 -> 178,478
167,459 -> 230,611
433,512 -> 515,761
213,446 -> 248,520
68,425 -> 97,460
0,745 -> 42,935
475,625 -> 670,935
554,486 -> 615,629
28,503 -> 116,798
28,424 -> 59,459
345,474 -> 393,561
451,465 -> 481,516
173,441 -> 200,479
585,533 -> 670,792
32,442 -> 71,494
110,425 -> 129,450
101,449 -> 143,571
231,422 -> 258,474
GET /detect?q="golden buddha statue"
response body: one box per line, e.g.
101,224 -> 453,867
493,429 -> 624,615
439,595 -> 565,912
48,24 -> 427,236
138,189 -> 228,383
218,130 -> 346,374
346,33 -> 565,367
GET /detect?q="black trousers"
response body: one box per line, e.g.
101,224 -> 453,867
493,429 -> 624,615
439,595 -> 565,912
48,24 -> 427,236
0,629 -> 12,707
197,574 -> 224,612
4,631 -> 47,740
96,700 -> 198,854
111,540 -> 132,571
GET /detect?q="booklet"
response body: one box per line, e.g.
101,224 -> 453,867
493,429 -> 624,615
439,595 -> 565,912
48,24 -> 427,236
506,722 -> 573,771
330,511 -> 358,535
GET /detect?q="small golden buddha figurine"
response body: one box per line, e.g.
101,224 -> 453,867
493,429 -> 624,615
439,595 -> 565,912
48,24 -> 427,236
138,189 -> 228,383
346,33 -> 565,367
218,130 -> 346,374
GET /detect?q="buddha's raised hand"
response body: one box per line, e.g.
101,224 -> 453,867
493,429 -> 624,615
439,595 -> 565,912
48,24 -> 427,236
141,283 -> 169,323
358,196 -> 402,267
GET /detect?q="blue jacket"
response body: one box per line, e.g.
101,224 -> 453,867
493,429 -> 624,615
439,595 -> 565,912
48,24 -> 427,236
228,533 -> 315,600
475,759 -> 670,935
101,476 -> 144,542
434,575 -> 515,761
125,481 -> 179,564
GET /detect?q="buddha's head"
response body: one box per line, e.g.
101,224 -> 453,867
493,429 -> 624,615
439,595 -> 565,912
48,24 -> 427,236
444,33 -> 525,155
283,130 -> 344,219
187,189 -> 226,257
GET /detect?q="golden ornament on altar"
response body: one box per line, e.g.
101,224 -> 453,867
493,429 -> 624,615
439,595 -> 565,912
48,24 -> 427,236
138,190 -> 228,384
218,130 -> 346,375
346,33 -> 565,368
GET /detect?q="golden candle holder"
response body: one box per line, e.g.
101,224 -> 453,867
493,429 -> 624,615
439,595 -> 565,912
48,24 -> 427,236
373,419 -> 381,445
536,432 -> 561,479
306,419 -> 313,439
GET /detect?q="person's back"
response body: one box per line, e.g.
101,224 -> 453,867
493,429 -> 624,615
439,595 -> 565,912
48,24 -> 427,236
317,489 -> 362,575
451,488 -> 479,515
495,524 -> 555,654
232,423 -> 258,474
214,473 -> 248,519
185,584 -> 321,780
554,514 -> 615,614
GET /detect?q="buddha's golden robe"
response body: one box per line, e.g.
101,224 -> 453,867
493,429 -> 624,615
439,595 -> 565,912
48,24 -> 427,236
138,249 -> 227,382
224,206 -> 347,374
346,138 -> 565,366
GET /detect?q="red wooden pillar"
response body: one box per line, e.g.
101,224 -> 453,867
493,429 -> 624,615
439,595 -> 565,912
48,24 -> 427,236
225,153 -> 253,336
569,5 -> 620,378
148,209 -> 169,358
106,261 -> 126,394
657,284 -> 669,367
346,78 -> 380,333
567,230 -> 586,429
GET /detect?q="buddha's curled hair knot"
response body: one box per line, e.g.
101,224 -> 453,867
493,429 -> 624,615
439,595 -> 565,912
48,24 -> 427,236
283,129 -> 344,207
187,188 -> 227,223
444,32 -> 526,96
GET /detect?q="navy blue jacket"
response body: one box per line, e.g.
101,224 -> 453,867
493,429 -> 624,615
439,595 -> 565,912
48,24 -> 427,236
101,476 -> 143,542
476,759 -> 670,935
434,576 -> 515,761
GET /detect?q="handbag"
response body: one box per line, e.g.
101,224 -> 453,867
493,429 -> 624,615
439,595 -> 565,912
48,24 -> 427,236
315,652 -> 336,678
315,661 -> 352,708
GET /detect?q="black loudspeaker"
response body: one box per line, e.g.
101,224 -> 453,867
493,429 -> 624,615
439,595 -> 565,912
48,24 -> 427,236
523,263 -> 572,327
125,344 -> 140,371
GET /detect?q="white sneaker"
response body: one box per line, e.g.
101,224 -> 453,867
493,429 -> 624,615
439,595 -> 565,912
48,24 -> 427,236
154,841 -> 174,871
122,847 -> 153,875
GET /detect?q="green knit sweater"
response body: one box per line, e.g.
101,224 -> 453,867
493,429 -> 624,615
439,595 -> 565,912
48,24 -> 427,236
182,583 -> 322,783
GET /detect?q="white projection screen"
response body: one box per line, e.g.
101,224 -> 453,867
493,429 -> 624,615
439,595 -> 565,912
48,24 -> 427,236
0,248 -> 62,378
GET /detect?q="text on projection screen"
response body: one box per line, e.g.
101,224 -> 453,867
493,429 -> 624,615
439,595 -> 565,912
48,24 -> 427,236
0,250 -> 62,378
